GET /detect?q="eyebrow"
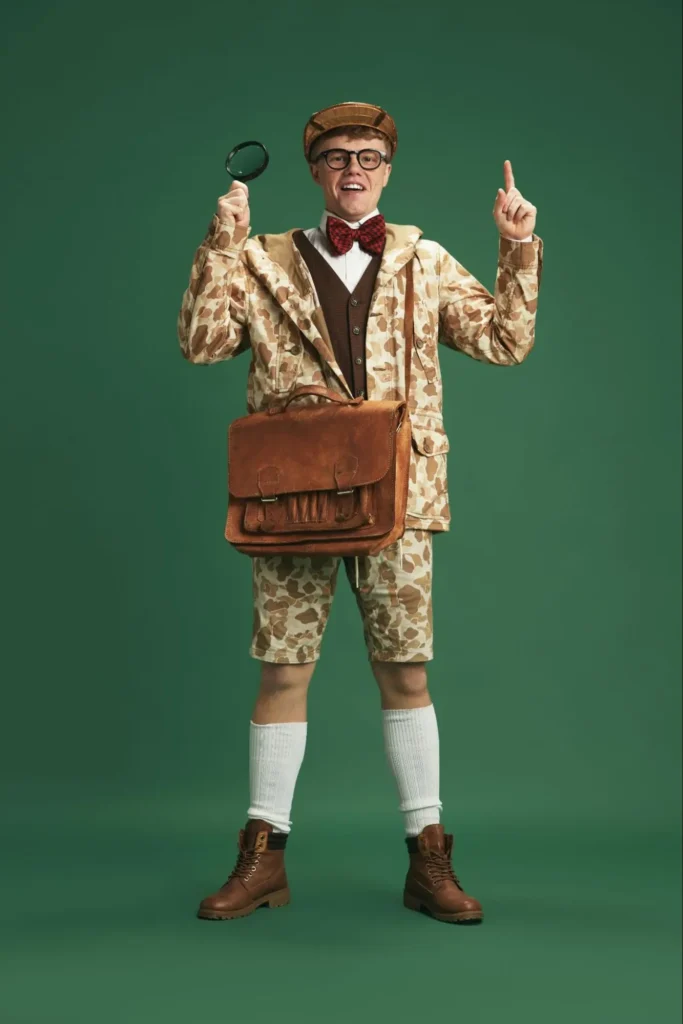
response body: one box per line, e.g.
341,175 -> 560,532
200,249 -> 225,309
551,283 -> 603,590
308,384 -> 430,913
322,145 -> 387,155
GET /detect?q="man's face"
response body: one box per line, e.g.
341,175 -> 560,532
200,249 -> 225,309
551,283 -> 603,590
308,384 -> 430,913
309,132 -> 392,221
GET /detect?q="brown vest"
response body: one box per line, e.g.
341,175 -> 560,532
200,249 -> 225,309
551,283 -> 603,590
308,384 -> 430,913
293,229 -> 381,398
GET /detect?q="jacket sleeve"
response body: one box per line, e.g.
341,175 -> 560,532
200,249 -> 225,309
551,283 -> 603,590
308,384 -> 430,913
437,234 -> 544,365
177,214 -> 251,364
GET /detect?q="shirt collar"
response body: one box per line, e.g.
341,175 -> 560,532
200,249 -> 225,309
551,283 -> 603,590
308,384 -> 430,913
319,207 -> 380,232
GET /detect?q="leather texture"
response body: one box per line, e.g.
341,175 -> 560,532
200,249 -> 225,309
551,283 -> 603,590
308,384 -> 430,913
225,260 -> 415,557
303,101 -> 398,161
197,819 -> 291,921
403,823 -> 483,924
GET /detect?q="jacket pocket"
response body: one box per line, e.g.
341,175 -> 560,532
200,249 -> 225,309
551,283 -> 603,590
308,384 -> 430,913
410,421 -> 449,457
407,420 -> 450,522
273,321 -> 304,393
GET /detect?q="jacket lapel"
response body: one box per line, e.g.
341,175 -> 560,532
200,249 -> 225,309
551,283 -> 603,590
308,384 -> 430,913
244,230 -> 353,397
376,223 -> 424,285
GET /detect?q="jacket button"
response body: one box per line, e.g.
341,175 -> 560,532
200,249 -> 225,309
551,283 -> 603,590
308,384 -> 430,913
423,438 -> 434,453
352,326 -> 361,335
415,338 -> 424,348
350,298 -> 359,307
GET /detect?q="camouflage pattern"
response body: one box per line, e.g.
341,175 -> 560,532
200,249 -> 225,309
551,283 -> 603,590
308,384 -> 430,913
250,528 -> 434,664
178,214 -> 543,531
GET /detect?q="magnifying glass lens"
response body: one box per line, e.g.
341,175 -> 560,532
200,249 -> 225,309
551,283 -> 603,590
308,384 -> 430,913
225,141 -> 269,182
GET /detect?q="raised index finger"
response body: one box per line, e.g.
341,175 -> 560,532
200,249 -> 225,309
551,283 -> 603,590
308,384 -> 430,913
503,159 -> 515,192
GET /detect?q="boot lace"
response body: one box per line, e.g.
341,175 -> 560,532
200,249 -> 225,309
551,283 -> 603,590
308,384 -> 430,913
225,846 -> 262,884
426,850 -> 463,889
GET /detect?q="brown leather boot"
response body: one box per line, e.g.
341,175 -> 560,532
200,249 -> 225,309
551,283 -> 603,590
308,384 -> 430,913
403,824 -> 483,924
197,819 -> 291,920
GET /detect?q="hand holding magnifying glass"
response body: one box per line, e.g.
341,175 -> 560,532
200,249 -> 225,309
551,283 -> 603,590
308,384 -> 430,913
217,140 -> 269,228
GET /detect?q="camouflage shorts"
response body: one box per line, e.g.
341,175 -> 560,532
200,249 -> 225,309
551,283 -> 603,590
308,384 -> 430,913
250,528 -> 433,664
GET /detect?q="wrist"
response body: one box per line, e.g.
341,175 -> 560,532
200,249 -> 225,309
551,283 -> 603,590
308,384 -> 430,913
498,232 -> 538,269
210,213 -> 250,253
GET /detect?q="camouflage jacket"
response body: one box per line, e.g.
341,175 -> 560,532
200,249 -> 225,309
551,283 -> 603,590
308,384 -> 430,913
177,214 -> 544,531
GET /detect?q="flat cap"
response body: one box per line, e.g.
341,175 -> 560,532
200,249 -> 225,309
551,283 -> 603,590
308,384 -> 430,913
303,101 -> 397,161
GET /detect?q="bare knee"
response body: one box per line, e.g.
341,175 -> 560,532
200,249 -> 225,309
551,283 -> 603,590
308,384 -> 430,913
372,662 -> 430,708
259,661 -> 315,698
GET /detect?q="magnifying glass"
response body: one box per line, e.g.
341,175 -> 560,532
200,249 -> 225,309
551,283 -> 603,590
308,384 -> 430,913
225,141 -> 270,182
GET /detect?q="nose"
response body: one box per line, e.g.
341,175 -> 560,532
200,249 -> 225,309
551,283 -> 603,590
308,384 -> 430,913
344,153 -> 364,170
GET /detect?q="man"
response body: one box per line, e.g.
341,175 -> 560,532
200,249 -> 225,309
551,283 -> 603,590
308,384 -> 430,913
177,101 -> 543,925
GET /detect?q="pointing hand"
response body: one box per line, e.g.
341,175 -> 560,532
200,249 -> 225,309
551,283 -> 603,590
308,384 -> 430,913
492,160 -> 536,241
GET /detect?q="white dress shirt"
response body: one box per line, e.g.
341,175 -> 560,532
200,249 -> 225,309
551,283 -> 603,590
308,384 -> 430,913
302,208 -> 533,295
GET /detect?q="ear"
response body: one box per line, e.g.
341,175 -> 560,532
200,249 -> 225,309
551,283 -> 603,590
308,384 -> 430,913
309,161 -> 321,185
383,162 -> 392,187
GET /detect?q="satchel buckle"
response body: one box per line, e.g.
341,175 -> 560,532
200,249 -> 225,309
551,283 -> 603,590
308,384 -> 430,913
260,496 -> 279,503
336,489 -> 354,495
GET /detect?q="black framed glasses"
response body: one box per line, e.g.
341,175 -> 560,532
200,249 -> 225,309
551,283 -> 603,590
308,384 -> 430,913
315,148 -> 388,170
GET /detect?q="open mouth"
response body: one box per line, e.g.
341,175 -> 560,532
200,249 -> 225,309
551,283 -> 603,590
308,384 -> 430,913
341,184 -> 365,192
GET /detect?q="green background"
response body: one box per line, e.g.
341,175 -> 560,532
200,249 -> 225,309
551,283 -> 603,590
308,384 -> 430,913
1,0 -> 680,1021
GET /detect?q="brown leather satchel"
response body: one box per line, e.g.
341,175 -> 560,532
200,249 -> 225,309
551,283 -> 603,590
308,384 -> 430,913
224,260 -> 414,557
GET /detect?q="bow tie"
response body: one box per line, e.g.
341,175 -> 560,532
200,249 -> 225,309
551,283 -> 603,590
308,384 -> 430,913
326,213 -> 386,257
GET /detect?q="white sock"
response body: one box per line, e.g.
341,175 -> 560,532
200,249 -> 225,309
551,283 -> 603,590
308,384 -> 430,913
246,720 -> 307,833
382,704 -> 443,837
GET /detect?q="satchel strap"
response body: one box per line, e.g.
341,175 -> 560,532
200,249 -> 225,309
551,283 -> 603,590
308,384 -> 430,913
404,257 -> 414,404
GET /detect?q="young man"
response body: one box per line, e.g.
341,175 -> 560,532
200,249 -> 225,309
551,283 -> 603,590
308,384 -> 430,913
177,101 -> 543,925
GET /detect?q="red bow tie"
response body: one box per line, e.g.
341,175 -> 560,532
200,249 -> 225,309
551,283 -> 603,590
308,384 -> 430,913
326,213 -> 386,257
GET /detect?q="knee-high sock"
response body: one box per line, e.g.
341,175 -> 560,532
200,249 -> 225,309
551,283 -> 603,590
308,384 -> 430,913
246,720 -> 307,833
382,704 -> 443,837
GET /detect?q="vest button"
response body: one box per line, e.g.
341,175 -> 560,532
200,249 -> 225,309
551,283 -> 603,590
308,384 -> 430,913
352,326 -> 361,335
356,389 -> 365,398
350,298 -> 359,307
355,357 -> 362,365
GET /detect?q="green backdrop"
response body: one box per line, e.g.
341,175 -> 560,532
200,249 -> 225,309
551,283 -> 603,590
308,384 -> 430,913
1,1 -> 680,1021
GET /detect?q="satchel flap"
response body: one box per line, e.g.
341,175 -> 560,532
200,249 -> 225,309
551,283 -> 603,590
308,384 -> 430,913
228,400 -> 404,499
411,421 -> 450,456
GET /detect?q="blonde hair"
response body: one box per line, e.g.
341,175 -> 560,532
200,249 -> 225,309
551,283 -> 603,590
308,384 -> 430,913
309,125 -> 393,163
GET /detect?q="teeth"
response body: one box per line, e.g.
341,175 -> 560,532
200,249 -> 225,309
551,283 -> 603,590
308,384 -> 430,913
342,185 -> 363,190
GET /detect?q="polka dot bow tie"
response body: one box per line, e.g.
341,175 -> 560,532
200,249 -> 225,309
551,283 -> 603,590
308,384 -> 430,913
325,213 -> 386,257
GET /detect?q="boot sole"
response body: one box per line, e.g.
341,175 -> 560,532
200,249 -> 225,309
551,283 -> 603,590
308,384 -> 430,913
197,887 -> 291,921
403,890 -> 483,924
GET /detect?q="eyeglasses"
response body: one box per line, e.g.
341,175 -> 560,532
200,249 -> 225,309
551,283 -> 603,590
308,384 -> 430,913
314,148 -> 388,170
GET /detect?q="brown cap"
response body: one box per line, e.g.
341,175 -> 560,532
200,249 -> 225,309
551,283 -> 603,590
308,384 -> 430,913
303,101 -> 397,162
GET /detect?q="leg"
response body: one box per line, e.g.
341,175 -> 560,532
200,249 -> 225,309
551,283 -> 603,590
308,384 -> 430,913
246,662 -> 317,833
349,530 -> 442,836
197,552 -> 339,921
371,660 -> 431,711
348,534 -> 483,924
246,552 -> 340,832
252,661 -> 316,724
373,661 -> 443,838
